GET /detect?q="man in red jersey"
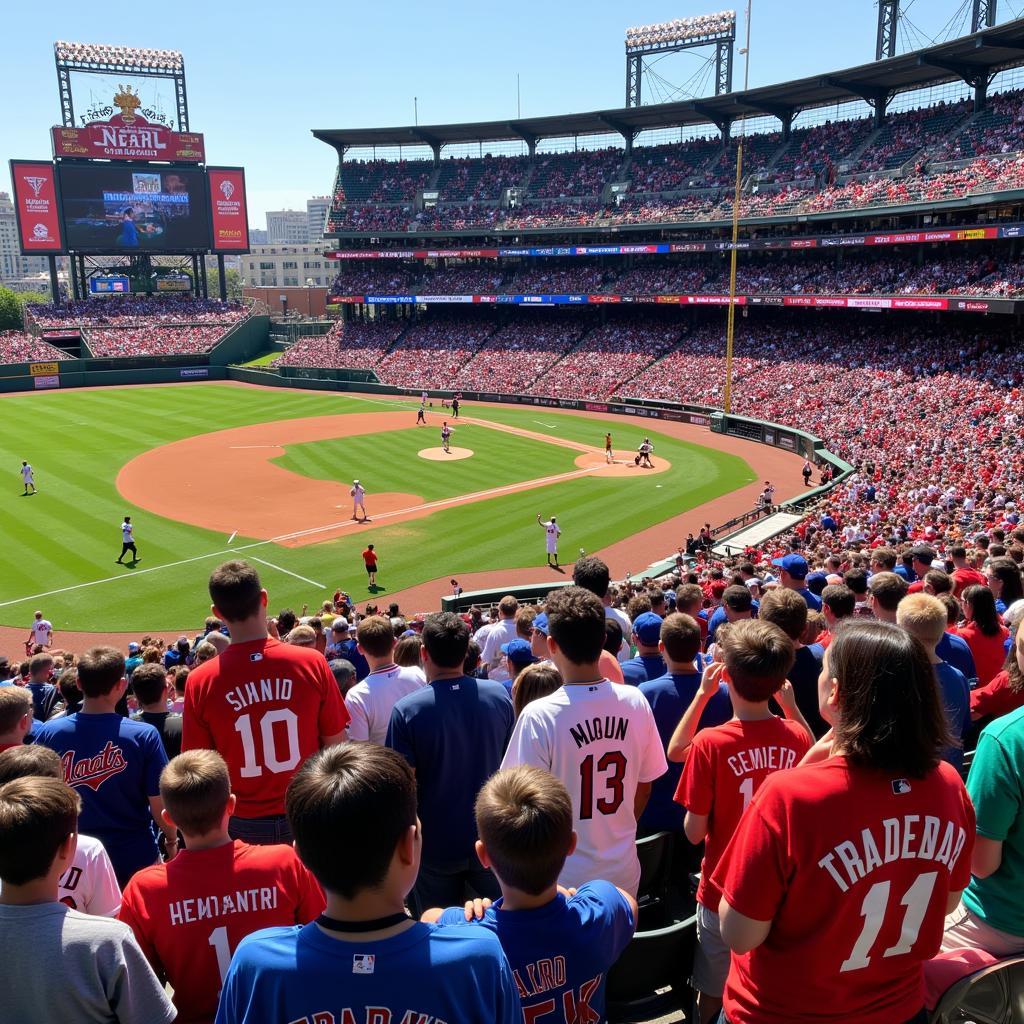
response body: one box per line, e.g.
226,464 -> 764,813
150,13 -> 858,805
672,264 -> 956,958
120,750 -> 324,1024
182,561 -> 349,845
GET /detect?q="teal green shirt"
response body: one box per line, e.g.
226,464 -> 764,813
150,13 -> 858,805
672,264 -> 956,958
963,704 -> 1024,936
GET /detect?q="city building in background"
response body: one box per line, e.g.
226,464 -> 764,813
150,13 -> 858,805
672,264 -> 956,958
306,196 -> 331,242
265,210 -> 308,244
239,244 -> 339,288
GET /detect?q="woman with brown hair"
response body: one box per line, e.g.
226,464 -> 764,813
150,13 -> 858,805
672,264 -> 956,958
970,626 -> 1024,724
985,556 -> 1024,615
510,662 -> 562,718
714,621 -> 974,1024
955,585 -> 1010,686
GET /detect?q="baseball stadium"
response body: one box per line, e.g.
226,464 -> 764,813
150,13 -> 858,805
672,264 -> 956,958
3,5 -> 1024,1023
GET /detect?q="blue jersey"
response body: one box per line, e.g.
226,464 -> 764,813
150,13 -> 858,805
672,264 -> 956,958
215,921 -> 521,1024
638,672 -> 731,833
620,653 -> 666,687
935,661 -> 971,773
788,643 -> 827,738
937,631 -> 978,686
33,712 -> 167,884
439,882 -> 634,1024
387,676 -> 514,863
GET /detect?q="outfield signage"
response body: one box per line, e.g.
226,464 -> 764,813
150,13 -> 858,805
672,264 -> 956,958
51,113 -> 205,163
329,292 -> 1014,315
323,223 -> 1020,261
33,375 -> 60,389
29,362 -> 60,376
9,160 -> 65,255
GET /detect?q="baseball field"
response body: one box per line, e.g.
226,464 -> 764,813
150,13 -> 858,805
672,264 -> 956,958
0,382 -> 771,634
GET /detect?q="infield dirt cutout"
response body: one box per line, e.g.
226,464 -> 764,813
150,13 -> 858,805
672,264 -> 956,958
117,412 -> 672,548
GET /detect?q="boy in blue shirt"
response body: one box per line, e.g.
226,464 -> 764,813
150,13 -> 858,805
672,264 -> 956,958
216,743 -> 520,1024
425,765 -> 636,1023
33,645 -> 173,886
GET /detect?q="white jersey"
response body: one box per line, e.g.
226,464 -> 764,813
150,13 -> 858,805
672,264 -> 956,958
121,521 -> 134,543
541,519 -> 561,554
31,619 -> 52,645
479,618 -> 518,683
501,680 -> 667,895
345,663 -> 426,745
352,484 -> 365,503
20,464 -> 33,482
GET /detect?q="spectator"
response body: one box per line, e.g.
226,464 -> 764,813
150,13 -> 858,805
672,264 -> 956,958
714,621 -> 973,1024
772,554 -> 822,611
897,594 -> 970,773
33,646 -> 175,886
26,653 -> 59,722
476,595 -> 520,683
510,661 -> 562,718
328,658 -> 357,697
182,561 -> 350,847
425,766 -> 636,1023
970,627 -> 1024,724
956,585 -> 1010,685
0,776 -> 174,1023
325,618 -> 369,680
642,614 -> 732,835
0,744 -> 121,916
119,750 -> 325,1024
0,688 -> 31,753
501,586 -> 667,895
675,620 -> 812,1024
215,744 -> 521,1024
985,556 -> 1024,614
386,612 -> 514,914
345,615 -> 425,744
129,663 -> 182,760
620,612 -> 666,686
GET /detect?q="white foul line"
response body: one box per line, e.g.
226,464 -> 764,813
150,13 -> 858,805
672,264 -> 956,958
249,557 -> 324,589
533,421 -> 557,428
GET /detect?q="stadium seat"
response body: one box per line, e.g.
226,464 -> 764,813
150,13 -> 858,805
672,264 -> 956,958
929,954 -> 1024,1024
636,831 -> 674,927
606,914 -> 697,1023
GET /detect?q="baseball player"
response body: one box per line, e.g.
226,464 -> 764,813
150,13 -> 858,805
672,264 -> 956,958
605,433 -> 613,464
20,460 -> 36,495
537,514 -> 562,567
416,402 -> 426,425
116,515 -> 138,564
441,421 -> 452,453
636,438 -> 654,468
351,479 -> 367,521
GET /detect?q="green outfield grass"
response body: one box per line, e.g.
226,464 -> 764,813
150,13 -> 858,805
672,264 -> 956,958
235,351 -> 280,367
0,385 -> 756,632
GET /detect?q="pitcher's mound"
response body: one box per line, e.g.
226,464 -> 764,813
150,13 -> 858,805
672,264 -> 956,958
419,446 -> 474,461
575,451 -> 671,476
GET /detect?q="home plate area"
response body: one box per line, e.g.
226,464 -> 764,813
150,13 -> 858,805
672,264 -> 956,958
418,446 -> 474,461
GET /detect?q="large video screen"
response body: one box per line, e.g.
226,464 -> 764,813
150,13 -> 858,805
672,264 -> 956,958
58,164 -> 210,253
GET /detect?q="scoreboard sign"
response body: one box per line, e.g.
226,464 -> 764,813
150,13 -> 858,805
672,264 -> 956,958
9,160 -> 64,254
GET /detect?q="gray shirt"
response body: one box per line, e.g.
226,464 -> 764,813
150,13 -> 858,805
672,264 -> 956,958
0,902 -> 174,1023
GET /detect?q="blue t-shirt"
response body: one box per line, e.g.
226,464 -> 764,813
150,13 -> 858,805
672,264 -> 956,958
216,921 -> 521,1024
794,586 -> 823,612
788,643 -> 827,737
26,681 -> 58,720
328,638 -> 369,681
438,882 -> 634,1023
935,661 -> 971,773
894,564 -> 915,584
638,671 -> 731,833
620,653 -> 667,687
33,712 -> 167,883
387,676 -> 514,864
937,632 -> 978,686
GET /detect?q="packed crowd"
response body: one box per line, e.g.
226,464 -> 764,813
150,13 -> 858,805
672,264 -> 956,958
84,326 -> 229,359
0,332 -> 70,364
373,312 -> 497,388
529,147 -> 625,199
26,297 -> 248,331
851,99 -> 973,173
6,523 -> 1024,1022
934,89 -> 1024,161
338,158 -> 435,202
274,319 -> 407,370
434,154 -> 531,201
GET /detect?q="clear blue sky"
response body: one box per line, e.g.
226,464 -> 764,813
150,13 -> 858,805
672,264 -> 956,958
3,1 -> 1021,224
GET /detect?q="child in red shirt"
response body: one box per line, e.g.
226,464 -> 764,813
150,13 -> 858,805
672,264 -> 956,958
674,620 -> 813,1024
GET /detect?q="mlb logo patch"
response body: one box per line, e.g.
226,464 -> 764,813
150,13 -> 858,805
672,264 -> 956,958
892,779 -> 912,795
353,954 -> 375,974
250,653 -> 263,662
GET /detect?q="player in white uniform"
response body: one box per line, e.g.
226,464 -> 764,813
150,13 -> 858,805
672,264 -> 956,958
636,439 -> 654,468
116,516 -> 138,564
29,611 -> 52,650
351,479 -> 367,521
501,586 -> 667,895
537,514 -> 562,567
441,421 -> 452,453
20,461 -> 36,495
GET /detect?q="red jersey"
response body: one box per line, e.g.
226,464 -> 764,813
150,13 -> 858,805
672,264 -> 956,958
182,638 -> 349,817
362,547 -> 377,568
970,669 -> 1024,721
119,840 -> 324,1024
952,566 -> 987,598
675,716 -> 810,911
955,622 -> 1010,686
712,757 -> 974,1024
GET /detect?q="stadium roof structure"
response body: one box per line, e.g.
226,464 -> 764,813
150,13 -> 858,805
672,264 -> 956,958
315,18 -> 1024,153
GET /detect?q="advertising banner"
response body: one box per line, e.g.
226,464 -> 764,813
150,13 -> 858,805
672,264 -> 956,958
29,362 -> 60,376
51,114 -> 205,163
90,276 -> 130,294
207,168 -> 250,253
10,161 -> 64,254
33,375 -> 60,390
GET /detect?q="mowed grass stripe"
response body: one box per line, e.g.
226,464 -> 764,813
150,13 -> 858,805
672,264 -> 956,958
0,386 -> 755,630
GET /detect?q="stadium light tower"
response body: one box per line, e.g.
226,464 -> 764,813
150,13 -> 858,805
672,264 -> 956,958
625,10 -> 737,106
973,0 -> 997,32
876,0 -> 899,61
723,0 -> 751,416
